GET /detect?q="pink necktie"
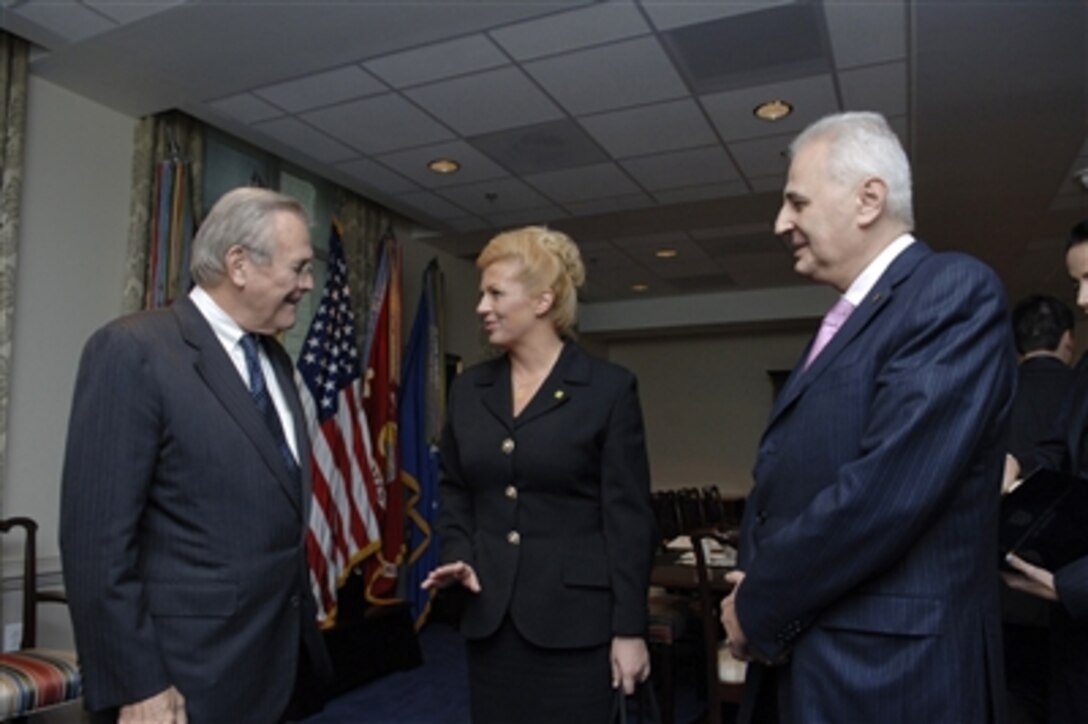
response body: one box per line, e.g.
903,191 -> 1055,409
804,297 -> 855,370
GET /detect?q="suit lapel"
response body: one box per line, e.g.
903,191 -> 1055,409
767,241 -> 931,428
474,342 -> 584,429
514,341 -> 582,428
477,356 -> 513,430
172,297 -> 303,513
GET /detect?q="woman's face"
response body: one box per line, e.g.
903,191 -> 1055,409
476,259 -> 549,348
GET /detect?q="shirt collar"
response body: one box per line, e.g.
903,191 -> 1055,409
843,233 -> 915,307
190,285 -> 247,351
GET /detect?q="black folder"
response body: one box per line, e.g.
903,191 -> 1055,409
1000,469 -> 1088,570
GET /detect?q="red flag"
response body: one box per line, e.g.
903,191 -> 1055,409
361,232 -> 404,601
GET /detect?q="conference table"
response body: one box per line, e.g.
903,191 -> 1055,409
650,531 -> 738,593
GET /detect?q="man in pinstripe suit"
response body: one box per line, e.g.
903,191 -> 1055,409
722,112 -> 1016,723
60,188 -> 331,723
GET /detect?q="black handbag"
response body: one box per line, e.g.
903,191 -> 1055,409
610,681 -> 662,724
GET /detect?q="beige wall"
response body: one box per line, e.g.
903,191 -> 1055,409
606,328 -> 812,498
4,76 -> 135,653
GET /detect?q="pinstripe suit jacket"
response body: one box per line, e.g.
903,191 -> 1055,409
736,241 -> 1016,723
60,296 -> 330,723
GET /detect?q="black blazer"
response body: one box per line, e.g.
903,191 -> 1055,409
437,341 -> 656,648
60,296 -> 330,722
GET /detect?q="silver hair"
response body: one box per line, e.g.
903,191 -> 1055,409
189,187 -> 309,286
791,111 -> 914,228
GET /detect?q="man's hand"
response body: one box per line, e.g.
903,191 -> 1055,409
119,686 -> 187,724
420,561 -> 482,593
610,636 -> 650,695
721,570 -> 749,661
1002,553 -> 1058,601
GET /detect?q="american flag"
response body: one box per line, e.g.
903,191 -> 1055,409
297,223 -> 385,625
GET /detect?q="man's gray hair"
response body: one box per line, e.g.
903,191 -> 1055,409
791,111 -> 914,228
190,187 -> 309,286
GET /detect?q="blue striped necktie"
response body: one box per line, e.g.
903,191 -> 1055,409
240,333 -> 300,480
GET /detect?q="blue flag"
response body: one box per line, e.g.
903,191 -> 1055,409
400,260 -> 445,629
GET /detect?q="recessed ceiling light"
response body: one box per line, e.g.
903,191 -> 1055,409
631,283 -> 649,293
655,248 -> 678,259
427,158 -> 461,174
753,100 -> 793,121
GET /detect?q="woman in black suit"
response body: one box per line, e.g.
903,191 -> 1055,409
423,226 -> 656,723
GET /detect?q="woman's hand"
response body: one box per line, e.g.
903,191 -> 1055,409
421,561 -> 482,593
1002,553 -> 1058,601
610,636 -> 650,695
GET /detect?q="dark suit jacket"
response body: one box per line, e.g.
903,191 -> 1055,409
437,341 -> 656,647
736,241 -> 1016,723
1008,355 -> 1074,465
60,296 -> 330,723
1020,357 -> 1088,721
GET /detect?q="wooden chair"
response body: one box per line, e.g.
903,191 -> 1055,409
0,517 -> 82,720
691,531 -> 746,724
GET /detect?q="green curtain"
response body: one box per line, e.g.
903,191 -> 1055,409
0,30 -> 29,527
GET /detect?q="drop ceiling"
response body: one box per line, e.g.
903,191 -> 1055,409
3,0 -> 1086,305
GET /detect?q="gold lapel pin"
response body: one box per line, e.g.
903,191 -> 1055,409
554,389 -> 565,400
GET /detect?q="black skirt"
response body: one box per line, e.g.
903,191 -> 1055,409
467,616 -> 612,724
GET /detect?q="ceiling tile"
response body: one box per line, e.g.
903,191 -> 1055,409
205,92 -> 284,125
251,117 -> 356,163
621,146 -> 741,191
579,240 -> 636,267
824,0 -> 906,69
839,62 -> 907,117
468,118 -> 608,175
334,157 -> 420,195
642,0 -> 794,32
437,177 -> 552,215
302,94 -> 455,154
749,174 -> 786,193
523,162 -> 642,204
445,216 -> 492,234
579,98 -> 717,158
405,66 -> 564,136
396,190 -> 474,221
364,34 -> 509,88
654,181 -> 750,204
481,206 -> 569,229
562,193 -> 657,217
701,74 -> 839,142
661,2 -> 830,95
717,251 -> 801,289
524,36 -> 688,116
376,140 -> 509,188
489,2 -> 649,61
696,231 -> 784,257
727,135 -> 794,178
253,65 -> 386,113
9,0 -> 116,42
84,0 -> 184,25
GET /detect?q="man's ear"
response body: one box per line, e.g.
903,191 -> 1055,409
856,177 -> 887,227
225,245 -> 247,285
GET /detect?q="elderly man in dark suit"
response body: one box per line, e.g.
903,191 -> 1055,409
721,112 -> 1016,723
60,187 -> 331,723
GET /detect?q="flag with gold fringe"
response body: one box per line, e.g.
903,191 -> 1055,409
361,231 -> 404,602
400,259 -> 446,628
297,222 -> 385,626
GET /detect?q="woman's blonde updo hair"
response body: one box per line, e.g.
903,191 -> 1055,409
477,225 -> 586,337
